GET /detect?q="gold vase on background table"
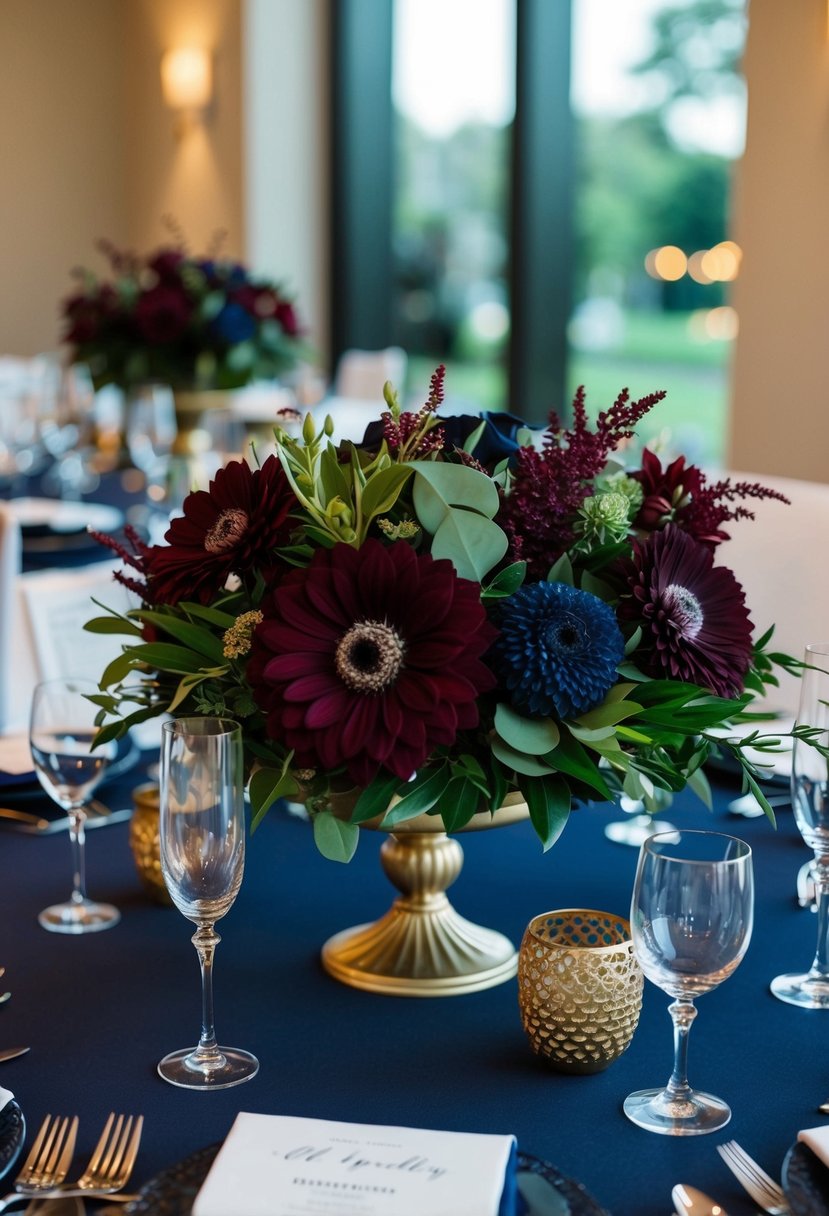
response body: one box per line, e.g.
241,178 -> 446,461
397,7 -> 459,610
322,792 -> 529,998
168,389 -> 232,497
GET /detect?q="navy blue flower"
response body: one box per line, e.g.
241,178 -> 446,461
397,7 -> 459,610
491,581 -> 624,719
211,301 -> 257,345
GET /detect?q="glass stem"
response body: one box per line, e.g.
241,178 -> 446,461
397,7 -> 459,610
68,809 -> 88,905
665,998 -> 697,1102
811,856 -> 829,977
191,925 -> 223,1068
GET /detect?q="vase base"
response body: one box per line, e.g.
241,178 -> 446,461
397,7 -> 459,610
321,908 -> 518,997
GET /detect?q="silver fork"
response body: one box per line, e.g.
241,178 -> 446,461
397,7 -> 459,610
0,1113 -> 78,1211
717,1139 -> 790,1215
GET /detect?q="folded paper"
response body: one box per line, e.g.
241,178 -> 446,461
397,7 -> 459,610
193,1112 -> 517,1216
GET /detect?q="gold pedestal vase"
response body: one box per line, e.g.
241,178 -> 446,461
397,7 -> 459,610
168,389 -> 231,498
321,794 -> 529,997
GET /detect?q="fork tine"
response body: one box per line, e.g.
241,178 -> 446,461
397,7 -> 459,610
17,1115 -> 53,1179
52,1116 -> 78,1185
120,1116 -> 143,1181
717,1142 -> 788,1213
723,1140 -> 786,1200
104,1116 -> 130,1177
87,1112 -> 118,1177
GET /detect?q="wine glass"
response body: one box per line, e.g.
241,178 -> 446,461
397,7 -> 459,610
771,641 -> 829,1007
29,677 -> 120,934
157,717 -> 259,1090
623,829 -> 753,1135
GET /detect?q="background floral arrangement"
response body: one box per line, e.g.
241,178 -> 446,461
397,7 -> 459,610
88,368 -> 812,861
61,229 -> 302,392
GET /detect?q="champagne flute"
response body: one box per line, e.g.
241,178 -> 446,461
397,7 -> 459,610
157,717 -> 259,1090
624,829 -> 753,1135
29,677 -> 120,933
771,641 -> 829,1007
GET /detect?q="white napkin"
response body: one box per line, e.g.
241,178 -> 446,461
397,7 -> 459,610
0,1086 -> 13,1112
0,505 -> 21,733
798,1124 -> 829,1164
193,1112 -> 517,1216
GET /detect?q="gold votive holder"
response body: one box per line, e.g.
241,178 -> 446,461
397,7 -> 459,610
517,908 -> 643,1075
129,782 -> 172,905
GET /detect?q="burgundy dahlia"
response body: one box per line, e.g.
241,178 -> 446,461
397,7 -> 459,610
146,455 -> 295,605
248,539 -> 497,786
619,525 -> 753,698
134,284 -> 192,344
633,449 -> 702,532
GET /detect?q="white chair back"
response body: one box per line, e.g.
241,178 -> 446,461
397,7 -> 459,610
721,471 -> 829,714
333,347 -> 408,401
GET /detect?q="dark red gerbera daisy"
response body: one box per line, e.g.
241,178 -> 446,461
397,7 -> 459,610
145,455 -> 295,605
619,525 -> 753,698
248,539 -> 497,786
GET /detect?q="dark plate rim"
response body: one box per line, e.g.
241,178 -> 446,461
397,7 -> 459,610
783,1139 -> 829,1215
0,1099 -> 26,1183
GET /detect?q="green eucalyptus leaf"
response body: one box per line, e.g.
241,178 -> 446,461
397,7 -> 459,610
381,767 -> 451,827
138,612 -> 225,661
439,777 -> 482,833
573,700 -> 643,730
426,510 -> 508,582
494,703 -> 560,755
313,811 -> 359,863
519,774 -> 571,852
410,461 -> 500,525
481,561 -> 527,600
547,553 -> 574,585
580,570 -> 613,600
84,616 -> 143,637
350,771 -> 402,824
249,766 -> 298,833
360,465 -> 414,525
491,736 -> 557,777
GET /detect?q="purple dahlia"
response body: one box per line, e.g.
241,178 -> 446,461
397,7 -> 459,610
146,455 -> 295,605
620,525 -> 753,697
248,539 -> 497,786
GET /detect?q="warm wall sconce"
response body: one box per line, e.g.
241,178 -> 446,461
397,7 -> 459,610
161,46 -> 212,135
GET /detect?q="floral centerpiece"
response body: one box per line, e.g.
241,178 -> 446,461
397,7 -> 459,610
87,367 -> 814,869
61,231 -> 302,392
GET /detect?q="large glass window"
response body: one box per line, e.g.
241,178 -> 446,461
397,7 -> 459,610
391,0 -> 515,408
568,0 -> 748,465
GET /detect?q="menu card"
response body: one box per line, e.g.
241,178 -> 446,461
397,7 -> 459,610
193,1112 -> 517,1216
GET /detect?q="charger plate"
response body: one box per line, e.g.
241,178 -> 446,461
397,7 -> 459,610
123,1145 -> 611,1216
0,1100 -> 25,1182
783,1140 -> 829,1215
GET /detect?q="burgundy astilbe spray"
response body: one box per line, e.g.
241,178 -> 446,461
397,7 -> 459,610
89,523 -> 154,601
499,386 -> 667,578
381,363 -> 446,460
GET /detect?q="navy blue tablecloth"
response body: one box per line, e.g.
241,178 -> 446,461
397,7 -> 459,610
0,762 -> 820,1215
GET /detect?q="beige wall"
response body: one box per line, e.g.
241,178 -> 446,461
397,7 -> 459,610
728,0 -> 829,478
0,0 -> 127,355
122,0 -> 245,260
244,0 -> 330,364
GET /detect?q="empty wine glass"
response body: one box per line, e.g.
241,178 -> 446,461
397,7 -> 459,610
771,641 -> 829,1007
29,677 -> 120,933
624,829 -> 753,1135
158,717 -> 258,1090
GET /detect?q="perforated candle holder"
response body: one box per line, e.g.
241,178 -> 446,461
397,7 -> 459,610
517,908 -> 643,1075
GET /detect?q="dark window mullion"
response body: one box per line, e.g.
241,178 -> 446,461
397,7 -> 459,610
510,0 -> 575,423
330,0 -> 395,372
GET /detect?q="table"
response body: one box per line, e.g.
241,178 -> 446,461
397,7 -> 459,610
0,760 -> 819,1215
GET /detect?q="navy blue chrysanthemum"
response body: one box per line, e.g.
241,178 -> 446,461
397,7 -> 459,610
491,581 -> 625,719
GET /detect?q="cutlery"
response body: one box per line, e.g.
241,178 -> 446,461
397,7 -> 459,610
0,1050 -> 28,1065
0,806 -> 132,835
0,1113 -> 143,1210
716,1140 -> 790,1215
672,1182 -> 729,1215
797,859 -> 817,911
818,1098 -> 829,1114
